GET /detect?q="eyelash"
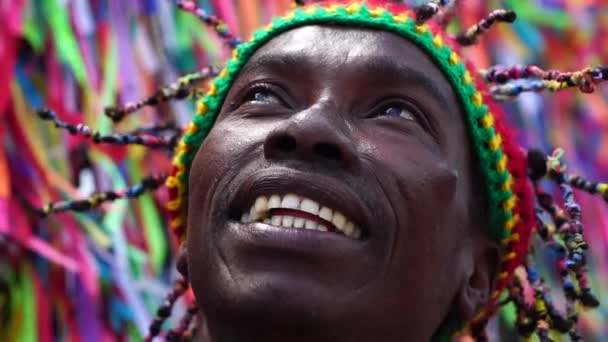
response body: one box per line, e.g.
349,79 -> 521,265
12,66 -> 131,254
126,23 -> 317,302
369,100 -> 420,122
239,83 -> 287,107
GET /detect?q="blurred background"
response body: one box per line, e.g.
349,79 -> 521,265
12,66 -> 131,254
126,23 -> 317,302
0,0 -> 606,341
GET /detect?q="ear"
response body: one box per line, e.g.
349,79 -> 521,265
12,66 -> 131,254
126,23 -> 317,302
455,238 -> 500,321
176,242 -> 189,281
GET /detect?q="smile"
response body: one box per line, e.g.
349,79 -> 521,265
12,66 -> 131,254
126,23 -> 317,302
240,193 -> 362,239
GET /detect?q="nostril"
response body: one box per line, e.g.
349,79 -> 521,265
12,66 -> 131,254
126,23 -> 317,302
313,143 -> 342,161
276,135 -> 297,154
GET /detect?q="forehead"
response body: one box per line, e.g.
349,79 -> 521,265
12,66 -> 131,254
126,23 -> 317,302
240,25 -> 456,106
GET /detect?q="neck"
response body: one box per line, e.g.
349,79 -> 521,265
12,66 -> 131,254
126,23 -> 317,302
198,310 -> 376,342
204,315 -> 334,342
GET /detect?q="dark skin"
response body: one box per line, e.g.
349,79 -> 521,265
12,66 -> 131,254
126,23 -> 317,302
182,26 -> 499,342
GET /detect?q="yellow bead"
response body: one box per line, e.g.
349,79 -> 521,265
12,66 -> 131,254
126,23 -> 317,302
178,142 -> 191,154
503,252 -> 517,262
187,122 -> 200,135
598,183 -> 608,194
462,71 -> 473,84
501,233 -> 520,246
414,24 -> 428,34
167,199 -> 182,211
219,68 -> 229,79
196,101 -> 208,115
305,6 -> 316,15
448,52 -> 460,66
472,92 -> 483,107
480,113 -> 495,129
503,196 -> 516,211
370,8 -> 384,17
488,134 -> 503,151
346,3 -> 360,14
165,176 -> 179,189
497,155 -> 508,173
393,14 -> 408,24
432,35 -> 444,48
501,174 -> 513,192
326,5 -> 339,13
170,216 -> 185,229
208,84 -> 218,96
505,214 -> 519,232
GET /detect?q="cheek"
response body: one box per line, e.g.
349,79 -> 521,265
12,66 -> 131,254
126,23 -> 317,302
362,137 -> 468,324
189,118 -> 266,198
370,137 -> 464,278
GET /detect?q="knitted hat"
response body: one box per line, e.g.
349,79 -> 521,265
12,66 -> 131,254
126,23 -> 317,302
166,0 -> 535,337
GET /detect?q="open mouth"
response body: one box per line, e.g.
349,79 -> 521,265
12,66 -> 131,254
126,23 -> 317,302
239,193 -> 362,239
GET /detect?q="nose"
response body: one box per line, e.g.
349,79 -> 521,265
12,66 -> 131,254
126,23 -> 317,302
263,109 -> 358,170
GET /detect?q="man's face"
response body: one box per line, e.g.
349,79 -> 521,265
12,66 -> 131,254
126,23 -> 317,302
187,26 -> 481,341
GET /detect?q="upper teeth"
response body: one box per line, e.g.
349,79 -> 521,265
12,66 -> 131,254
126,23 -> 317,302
241,193 -> 362,239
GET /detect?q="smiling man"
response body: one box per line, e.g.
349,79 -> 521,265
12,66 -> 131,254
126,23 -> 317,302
166,2 -> 536,341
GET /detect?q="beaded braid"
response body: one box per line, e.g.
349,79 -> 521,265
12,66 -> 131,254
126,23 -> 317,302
38,174 -> 167,217
434,0 -> 459,27
483,65 -> 608,98
517,148 -> 603,340
129,121 -> 181,137
455,9 -> 517,46
105,66 -> 220,123
166,304 -> 200,342
144,279 -> 190,342
37,109 -> 179,150
414,0 -> 450,24
175,1 -> 242,48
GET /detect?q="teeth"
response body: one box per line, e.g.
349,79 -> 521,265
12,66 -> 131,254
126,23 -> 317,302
242,194 -> 362,239
268,195 -> 281,209
281,194 -> 300,209
331,211 -> 346,230
300,199 -> 320,215
343,221 -> 354,237
319,207 -> 333,222
249,205 -> 260,222
272,215 -> 282,226
254,196 -> 268,215
282,216 -> 294,228
305,220 -> 318,230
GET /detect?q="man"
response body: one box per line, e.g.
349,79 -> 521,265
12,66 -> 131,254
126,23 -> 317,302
167,2 -> 534,341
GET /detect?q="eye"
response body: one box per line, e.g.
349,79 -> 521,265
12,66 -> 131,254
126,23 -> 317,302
242,85 -> 283,105
379,103 -> 415,121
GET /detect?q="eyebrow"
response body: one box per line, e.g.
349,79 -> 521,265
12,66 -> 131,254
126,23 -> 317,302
239,52 -> 453,108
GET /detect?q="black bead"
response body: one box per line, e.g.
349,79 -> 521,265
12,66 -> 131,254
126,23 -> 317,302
149,319 -> 163,335
157,303 -> 172,317
527,149 -> 548,181
579,289 -> 600,308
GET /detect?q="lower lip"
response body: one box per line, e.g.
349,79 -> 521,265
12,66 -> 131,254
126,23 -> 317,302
224,220 -> 364,256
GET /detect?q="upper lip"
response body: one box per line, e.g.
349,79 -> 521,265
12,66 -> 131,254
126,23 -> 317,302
228,167 -> 370,237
